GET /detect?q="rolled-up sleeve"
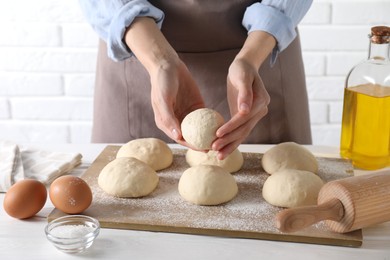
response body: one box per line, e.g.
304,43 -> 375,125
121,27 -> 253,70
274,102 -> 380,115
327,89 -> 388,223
79,0 -> 164,61
242,0 -> 312,64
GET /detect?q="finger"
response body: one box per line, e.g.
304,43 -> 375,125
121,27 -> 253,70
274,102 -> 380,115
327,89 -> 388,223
227,73 -> 253,115
213,111 -> 265,151
216,139 -> 242,160
216,113 -> 248,138
175,138 -> 209,152
159,117 -> 183,142
218,78 -> 269,139
152,96 -> 183,142
237,81 -> 253,115
253,76 -> 270,107
216,104 -> 267,139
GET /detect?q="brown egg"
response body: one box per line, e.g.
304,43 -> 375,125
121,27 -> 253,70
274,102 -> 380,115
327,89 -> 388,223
49,175 -> 92,214
3,179 -> 47,219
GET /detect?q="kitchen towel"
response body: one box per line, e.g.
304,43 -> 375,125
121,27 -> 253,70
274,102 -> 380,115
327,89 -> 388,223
0,141 -> 82,192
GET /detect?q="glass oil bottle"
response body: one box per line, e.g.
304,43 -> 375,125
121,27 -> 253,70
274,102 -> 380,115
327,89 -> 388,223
340,26 -> 390,170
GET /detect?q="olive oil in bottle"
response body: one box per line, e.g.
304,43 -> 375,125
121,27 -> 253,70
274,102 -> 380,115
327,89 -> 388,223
340,26 -> 390,170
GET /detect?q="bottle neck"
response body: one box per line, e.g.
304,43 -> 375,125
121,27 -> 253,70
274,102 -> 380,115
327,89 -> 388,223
368,36 -> 390,61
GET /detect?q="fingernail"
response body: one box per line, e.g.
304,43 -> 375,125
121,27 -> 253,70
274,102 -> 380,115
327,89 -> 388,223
172,128 -> 179,140
239,103 -> 250,113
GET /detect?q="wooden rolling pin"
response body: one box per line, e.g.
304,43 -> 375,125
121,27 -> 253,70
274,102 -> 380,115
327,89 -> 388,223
276,171 -> 390,233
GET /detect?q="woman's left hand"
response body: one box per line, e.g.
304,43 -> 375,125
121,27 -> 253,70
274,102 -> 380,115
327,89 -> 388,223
212,57 -> 270,159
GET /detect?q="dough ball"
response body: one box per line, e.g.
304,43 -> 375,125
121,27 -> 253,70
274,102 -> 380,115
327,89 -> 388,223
185,148 -> 244,173
261,142 -> 318,174
98,157 -> 159,198
116,138 -> 173,171
178,165 -> 238,205
181,108 -> 225,150
262,169 -> 324,208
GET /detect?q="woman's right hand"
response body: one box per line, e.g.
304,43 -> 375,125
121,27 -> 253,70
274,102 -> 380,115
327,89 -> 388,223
124,17 -> 204,146
149,57 -> 205,146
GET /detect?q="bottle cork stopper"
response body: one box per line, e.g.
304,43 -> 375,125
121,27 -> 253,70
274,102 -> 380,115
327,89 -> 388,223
371,26 -> 390,44
371,26 -> 390,36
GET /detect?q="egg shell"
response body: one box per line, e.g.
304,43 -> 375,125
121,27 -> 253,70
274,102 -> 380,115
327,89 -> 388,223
3,179 -> 47,219
49,175 -> 92,214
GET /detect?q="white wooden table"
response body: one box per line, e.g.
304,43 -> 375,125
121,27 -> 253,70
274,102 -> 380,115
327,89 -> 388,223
1,143 -> 390,260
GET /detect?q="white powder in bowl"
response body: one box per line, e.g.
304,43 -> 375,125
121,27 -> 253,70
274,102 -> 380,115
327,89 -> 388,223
50,225 -> 94,238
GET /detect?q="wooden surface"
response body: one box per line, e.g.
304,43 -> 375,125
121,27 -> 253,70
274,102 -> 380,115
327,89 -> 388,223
48,145 -> 362,247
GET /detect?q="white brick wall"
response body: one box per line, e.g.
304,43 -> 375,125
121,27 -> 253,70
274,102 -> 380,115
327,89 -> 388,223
0,0 -> 389,146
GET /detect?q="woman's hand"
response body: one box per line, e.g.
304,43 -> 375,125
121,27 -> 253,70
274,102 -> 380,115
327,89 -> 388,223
212,58 -> 270,159
149,58 -> 205,147
124,17 -> 204,146
212,30 -> 276,160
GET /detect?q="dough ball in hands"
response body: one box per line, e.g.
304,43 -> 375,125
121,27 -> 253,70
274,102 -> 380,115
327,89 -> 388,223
178,165 -> 238,206
98,157 -> 159,198
261,142 -> 318,174
186,148 -> 244,173
181,108 -> 225,150
116,138 -> 173,171
262,169 -> 324,208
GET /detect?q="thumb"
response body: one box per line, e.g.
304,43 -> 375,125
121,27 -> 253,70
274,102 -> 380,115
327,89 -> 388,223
155,103 -> 183,142
151,89 -> 182,142
236,80 -> 253,115
160,107 -> 182,142
169,120 -> 182,141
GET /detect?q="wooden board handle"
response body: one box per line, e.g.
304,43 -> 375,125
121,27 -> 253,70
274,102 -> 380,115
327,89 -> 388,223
276,198 -> 344,233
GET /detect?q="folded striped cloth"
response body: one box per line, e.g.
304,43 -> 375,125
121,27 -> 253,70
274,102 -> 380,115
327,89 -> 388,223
0,141 -> 82,192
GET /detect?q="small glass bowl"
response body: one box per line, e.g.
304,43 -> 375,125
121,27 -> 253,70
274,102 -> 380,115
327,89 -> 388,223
45,215 -> 100,254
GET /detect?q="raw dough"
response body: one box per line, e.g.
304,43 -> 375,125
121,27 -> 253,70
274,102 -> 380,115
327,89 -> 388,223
98,157 -> 159,198
116,138 -> 173,171
185,148 -> 244,173
262,169 -> 324,208
178,165 -> 238,205
261,142 -> 318,174
181,108 -> 224,150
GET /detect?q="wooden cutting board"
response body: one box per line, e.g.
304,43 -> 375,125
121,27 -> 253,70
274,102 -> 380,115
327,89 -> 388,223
48,145 -> 362,247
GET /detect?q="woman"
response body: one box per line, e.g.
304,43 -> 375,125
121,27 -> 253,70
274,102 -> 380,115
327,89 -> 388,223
79,0 -> 313,159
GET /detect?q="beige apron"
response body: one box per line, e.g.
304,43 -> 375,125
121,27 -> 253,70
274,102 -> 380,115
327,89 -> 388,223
92,0 -> 312,144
